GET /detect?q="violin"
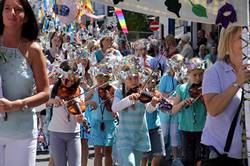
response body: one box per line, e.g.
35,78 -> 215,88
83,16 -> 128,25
57,84 -> 86,115
140,90 -> 173,112
126,86 -> 173,112
185,83 -> 204,109
98,85 -> 115,112
188,83 -> 203,102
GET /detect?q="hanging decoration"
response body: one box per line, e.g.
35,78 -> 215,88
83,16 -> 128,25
113,0 -> 124,5
52,0 -> 79,25
114,7 -> 128,33
43,0 -> 48,13
84,12 -> 106,20
215,2 -> 237,28
53,4 -> 70,16
83,0 -> 94,13
188,0 -> 207,18
92,0 -> 246,26
164,0 -> 182,18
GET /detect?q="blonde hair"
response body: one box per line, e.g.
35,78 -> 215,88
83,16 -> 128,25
87,40 -> 95,50
171,54 -> 184,64
165,35 -> 176,46
217,26 -> 242,61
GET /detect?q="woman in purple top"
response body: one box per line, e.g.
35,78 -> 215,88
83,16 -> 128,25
201,26 -> 250,166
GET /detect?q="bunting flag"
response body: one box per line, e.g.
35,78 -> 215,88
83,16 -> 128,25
114,7 -> 128,33
79,0 -> 94,22
84,11 -> 105,20
83,0 -> 94,14
43,0 -> 48,13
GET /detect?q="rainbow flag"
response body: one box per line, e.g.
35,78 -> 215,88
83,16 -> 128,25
114,7 -> 128,33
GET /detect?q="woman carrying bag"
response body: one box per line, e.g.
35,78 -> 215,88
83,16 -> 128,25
201,26 -> 250,166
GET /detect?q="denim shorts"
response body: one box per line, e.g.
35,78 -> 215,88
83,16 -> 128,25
143,127 -> 166,158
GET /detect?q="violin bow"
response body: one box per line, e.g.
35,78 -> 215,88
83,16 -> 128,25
98,43 -> 166,105
184,93 -> 203,109
63,79 -> 115,103
191,93 -> 203,104
141,48 -> 165,91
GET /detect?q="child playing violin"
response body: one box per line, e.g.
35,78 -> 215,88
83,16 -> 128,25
141,73 -> 166,166
159,57 -> 182,165
47,60 -> 87,166
111,65 -> 161,166
171,57 -> 207,166
87,72 -> 117,166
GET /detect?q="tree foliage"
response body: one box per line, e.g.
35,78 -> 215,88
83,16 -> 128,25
119,10 -> 152,39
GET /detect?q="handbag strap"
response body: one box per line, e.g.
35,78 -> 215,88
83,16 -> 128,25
224,90 -> 244,154
49,83 -> 59,121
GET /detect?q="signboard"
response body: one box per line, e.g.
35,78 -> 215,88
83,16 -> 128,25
149,21 -> 160,31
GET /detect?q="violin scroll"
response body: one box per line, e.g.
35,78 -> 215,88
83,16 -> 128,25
98,85 -> 115,112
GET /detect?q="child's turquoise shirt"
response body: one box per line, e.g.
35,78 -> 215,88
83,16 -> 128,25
159,75 -> 178,123
146,110 -> 161,130
94,49 -> 122,63
91,90 -> 114,121
175,83 -> 206,132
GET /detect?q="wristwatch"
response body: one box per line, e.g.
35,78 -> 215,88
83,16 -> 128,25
232,82 -> 242,89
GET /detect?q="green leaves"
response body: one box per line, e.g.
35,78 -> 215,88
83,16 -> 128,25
189,0 -> 208,18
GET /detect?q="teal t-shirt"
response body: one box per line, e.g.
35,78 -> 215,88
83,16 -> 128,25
91,90 -> 114,121
146,110 -> 161,130
159,75 -> 178,123
94,49 -> 122,63
176,83 -> 206,132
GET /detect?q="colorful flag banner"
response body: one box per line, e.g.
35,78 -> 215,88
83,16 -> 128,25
84,11 -> 105,20
93,0 -> 248,27
114,7 -> 128,33
83,0 -> 94,14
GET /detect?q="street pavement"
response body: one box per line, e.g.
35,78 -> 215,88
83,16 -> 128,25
35,147 -> 172,166
35,147 -> 95,166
